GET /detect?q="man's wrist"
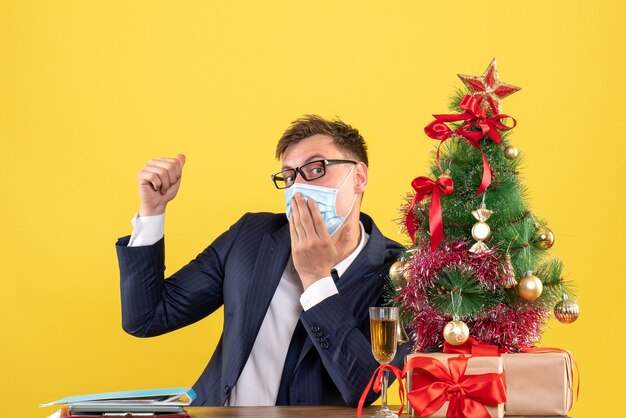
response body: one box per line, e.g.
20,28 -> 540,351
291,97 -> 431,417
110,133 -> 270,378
128,212 -> 165,247
301,271 -> 332,291
300,276 -> 338,311
138,204 -> 166,217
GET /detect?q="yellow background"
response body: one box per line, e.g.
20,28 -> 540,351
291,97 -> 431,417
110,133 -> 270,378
1,1 -> 624,417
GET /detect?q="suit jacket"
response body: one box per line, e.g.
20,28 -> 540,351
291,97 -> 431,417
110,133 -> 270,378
115,212 -> 410,407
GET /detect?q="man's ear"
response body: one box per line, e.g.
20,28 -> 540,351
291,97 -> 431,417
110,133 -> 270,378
354,162 -> 368,194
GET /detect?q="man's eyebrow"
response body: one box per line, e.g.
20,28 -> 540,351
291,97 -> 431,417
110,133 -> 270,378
282,154 -> 326,170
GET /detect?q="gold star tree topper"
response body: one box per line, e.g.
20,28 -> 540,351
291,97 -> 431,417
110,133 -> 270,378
457,58 -> 521,116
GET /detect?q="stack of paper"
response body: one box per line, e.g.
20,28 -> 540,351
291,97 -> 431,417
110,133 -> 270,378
41,388 -> 196,417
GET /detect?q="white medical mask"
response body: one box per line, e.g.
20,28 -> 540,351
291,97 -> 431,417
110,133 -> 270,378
285,165 -> 356,236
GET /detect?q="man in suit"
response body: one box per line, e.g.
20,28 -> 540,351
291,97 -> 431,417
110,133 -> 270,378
116,115 -> 409,407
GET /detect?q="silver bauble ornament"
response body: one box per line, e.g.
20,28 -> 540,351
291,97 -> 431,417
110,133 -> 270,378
554,296 -> 580,324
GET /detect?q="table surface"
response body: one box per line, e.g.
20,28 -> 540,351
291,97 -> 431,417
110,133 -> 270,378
184,406 -> 571,417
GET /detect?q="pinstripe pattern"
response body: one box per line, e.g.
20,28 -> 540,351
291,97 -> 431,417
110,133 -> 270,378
116,212 -> 408,407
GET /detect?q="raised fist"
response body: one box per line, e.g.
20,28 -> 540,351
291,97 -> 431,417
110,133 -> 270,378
137,154 -> 186,216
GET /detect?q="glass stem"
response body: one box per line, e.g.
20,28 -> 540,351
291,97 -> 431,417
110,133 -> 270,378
382,368 -> 389,410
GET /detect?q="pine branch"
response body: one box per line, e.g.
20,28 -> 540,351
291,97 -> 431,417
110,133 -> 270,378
429,266 -> 494,318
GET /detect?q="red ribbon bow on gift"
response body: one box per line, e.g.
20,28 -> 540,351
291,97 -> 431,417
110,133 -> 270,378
406,175 -> 454,250
356,364 -> 405,418
404,355 -> 507,418
424,95 -> 517,196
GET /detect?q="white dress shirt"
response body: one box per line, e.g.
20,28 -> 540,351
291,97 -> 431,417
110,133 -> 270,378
127,213 -> 369,405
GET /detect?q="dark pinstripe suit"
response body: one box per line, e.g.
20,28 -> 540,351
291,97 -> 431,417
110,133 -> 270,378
116,212 -> 410,406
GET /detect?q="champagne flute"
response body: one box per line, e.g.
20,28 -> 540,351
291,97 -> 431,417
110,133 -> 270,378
369,307 -> 399,418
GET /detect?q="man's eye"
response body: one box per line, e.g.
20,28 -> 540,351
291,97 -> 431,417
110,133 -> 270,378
311,167 -> 324,175
285,174 -> 295,183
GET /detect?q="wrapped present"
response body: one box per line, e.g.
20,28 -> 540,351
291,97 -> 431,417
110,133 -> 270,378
502,350 -> 575,416
441,339 -> 577,416
404,352 -> 506,418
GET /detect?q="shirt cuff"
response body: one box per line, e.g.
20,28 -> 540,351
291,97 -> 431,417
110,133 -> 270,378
300,276 -> 339,311
128,212 -> 165,247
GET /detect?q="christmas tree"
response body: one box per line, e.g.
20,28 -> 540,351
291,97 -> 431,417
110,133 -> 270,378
391,59 -> 580,352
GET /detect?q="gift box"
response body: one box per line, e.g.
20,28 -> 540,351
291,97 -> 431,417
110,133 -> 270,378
404,353 -> 506,418
502,351 -> 575,416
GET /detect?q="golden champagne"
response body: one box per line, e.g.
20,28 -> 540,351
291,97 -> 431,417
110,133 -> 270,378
370,318 -> 398,364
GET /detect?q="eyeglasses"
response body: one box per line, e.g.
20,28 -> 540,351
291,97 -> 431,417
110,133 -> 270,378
271,159 -> 357,189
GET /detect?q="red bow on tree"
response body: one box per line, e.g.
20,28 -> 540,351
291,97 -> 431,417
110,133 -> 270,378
424,95 -> 516,196
406,175 -> 454,250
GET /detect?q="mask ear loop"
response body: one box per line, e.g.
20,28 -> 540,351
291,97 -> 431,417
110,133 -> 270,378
328,165 -> 358,237
337,164 -> 356,190
336,164 -> 357,218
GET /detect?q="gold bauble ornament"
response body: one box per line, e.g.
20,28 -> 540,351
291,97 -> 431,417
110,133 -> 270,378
389,261 -> 405,282
534,226 -> 555,249
443,320 -> 470,345
504,145 -> 519,159
554,297 -> 580,324
517,272 -> 543,301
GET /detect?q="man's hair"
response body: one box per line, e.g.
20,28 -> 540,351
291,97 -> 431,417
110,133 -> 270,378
275,115 -> 369,166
